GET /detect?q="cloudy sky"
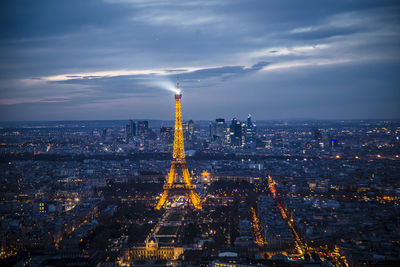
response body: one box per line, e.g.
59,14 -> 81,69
0,0 -> 399,121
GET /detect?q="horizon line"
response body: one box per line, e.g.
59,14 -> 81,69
1,118 -> 400,123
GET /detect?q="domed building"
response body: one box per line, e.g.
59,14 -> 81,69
124,235 -> 183,262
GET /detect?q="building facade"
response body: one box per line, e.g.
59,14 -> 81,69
125,237 -> 183,261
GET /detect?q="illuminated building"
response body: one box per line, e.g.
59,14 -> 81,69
201,170 -> 211,183
230,118 -> 242,147
210,118 -> 227,144
182,121 -> 189,133
312,127 -> 322,141
160,126 -> 174,143
211,261 -> 248,267
188,119 -> 194,138
137,121 -> 149,136
39,202 -> 46,213
125,236 -> 183,261
330,139 -> 338,149
155,81 -> 202,210
245,114 -> 256,144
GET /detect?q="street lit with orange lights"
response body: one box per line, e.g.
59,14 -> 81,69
268,175 -> 351,266
268,175 -> 306,256
250,207 -> 265,247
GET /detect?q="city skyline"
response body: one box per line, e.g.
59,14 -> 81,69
1,113 -> 398,265
1,1 -> 399,121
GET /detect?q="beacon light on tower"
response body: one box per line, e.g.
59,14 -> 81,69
176,79 -> 181,95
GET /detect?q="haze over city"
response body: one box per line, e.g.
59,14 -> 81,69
1,0 -> 399,121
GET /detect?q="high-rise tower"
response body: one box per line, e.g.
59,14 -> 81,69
155,81 -> 202,210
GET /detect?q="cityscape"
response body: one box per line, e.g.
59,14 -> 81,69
1,82 -> 399,266
1,1 -> 400,267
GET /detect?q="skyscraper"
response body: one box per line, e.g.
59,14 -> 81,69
230,118 -> 242,147
188,120 -> 195,141
137,121 -> 149,136
210,118 -> 227,146
245,114 -> 256,144
216,118 -> 226,140
160,127 -> 174,144
126,120 -> 136,138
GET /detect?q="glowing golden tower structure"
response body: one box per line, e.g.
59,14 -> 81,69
155,81 -> 202,210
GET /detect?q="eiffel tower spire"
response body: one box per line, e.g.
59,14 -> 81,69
155,81 -> 202,210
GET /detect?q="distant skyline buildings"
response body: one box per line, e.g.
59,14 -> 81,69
246,115 -> 257,145
126,120 -> 136,138
210,118 -> 226,141
137,121 -> 149,136
124,114 -> 259,149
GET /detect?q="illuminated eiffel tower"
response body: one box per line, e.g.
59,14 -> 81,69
155,81 -> 202,210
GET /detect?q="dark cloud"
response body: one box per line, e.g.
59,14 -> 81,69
0,0 -> 132,39
287,26 -> 364,41
43,61 -> 271,104
176,62 -> 270,81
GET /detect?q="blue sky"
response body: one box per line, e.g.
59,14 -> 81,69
0,0 -> 399,121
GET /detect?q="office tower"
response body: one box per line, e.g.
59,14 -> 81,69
312,127 -> 322,141
126,120 -> 136,138
160,127 -> 174,143
137,121 -> 149,136
246,114 -> 256,144
230,118 -> 242,147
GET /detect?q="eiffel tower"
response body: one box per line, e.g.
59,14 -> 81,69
155,81 -> 202,210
